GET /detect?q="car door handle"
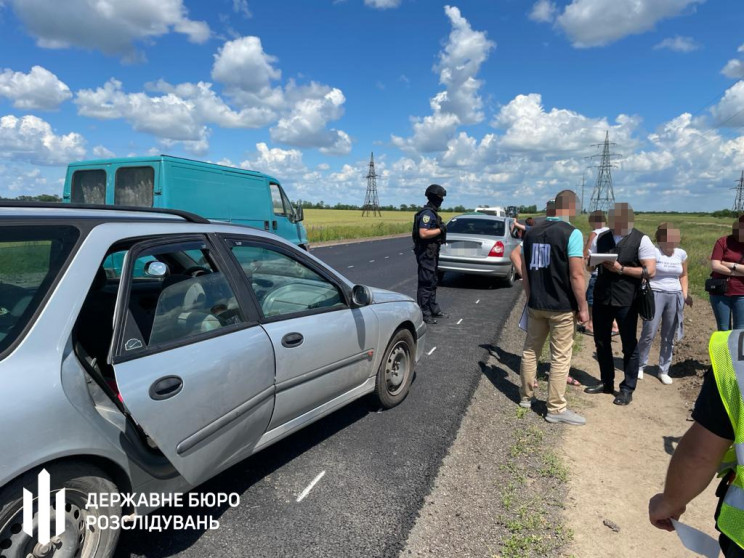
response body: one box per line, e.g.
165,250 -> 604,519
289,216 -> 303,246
149,376 -> 184,400
281,332 -> 304,348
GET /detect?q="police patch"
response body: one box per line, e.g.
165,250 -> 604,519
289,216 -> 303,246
422,215 -> 431,224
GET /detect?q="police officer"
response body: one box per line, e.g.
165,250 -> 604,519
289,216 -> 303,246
649,330 -> 744,557
413,184 -> 448,324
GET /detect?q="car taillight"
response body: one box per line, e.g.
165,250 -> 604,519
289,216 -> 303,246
489,241 -> 505,257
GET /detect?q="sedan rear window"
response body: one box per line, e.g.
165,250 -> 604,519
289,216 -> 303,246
447,218 -> 505,237
0,226 -> 79,354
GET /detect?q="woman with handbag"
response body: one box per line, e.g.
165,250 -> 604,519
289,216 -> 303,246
708,215 -> 744,330
584,202 -> 656,406
637,224 -> 692,385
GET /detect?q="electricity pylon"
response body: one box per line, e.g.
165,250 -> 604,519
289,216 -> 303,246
587,131 -> 621,213
362,152 -> 381,217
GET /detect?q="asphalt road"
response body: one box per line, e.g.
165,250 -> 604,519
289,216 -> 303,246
115,236 -> 520,558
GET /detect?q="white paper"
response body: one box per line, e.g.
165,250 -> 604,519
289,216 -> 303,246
518,304 -> 528,332
671,519 -> 721,558
589,253 -> 618,266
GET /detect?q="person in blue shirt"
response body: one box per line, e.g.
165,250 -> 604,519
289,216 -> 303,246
412,184 -> 448,324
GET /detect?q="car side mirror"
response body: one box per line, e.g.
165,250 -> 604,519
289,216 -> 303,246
295,206 -> 304,222
351,284 -> 372,307
144,261 -> 169,278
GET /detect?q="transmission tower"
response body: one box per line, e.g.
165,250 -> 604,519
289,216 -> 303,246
362,152 -> 381,217
733,171 -> 744,214
586,131 -> 621,213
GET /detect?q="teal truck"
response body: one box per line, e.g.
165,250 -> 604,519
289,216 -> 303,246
62,155 -> 309,249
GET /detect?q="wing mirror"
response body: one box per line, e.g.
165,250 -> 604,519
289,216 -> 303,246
144,261 -> 169,278
351,285 -> 372,307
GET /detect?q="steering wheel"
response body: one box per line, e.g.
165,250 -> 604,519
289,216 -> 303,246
183,266 -> 210,277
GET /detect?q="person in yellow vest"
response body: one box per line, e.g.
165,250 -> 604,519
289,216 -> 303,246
648,330 -> 744,557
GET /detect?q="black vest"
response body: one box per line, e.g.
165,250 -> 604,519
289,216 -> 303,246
523,219 -> 578,312
593,228 -> 644,307
412,203 -> 442,248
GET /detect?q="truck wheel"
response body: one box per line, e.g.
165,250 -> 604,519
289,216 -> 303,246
0,463 -> 121,558
372,329 -> 415,409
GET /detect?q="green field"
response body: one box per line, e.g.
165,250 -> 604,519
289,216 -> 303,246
304,209 -> 733,298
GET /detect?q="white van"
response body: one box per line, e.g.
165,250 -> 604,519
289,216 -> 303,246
473,205 -> 506,217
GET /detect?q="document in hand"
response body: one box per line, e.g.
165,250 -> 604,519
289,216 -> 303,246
589,253 -> 618,267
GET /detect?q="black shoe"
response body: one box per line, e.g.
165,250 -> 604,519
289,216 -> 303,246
423,315 -> 438,325
613,390 -> 633,406
432,311 -> 449,318
585,383 -> 614,395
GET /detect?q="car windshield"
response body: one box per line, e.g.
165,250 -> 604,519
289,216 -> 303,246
0,225 -> 79,354
447,217 -> 505,237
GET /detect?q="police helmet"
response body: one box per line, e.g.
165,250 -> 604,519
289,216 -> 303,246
425,184 -> 446,198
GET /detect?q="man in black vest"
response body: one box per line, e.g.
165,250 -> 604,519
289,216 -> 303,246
520,189 -> 589,425
585,203 -> 657,405
412,184 -> 448,325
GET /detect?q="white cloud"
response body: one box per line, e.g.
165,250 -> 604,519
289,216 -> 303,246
240,142 -> 307,178
232,0 -> 251,18
392,5 -> 494,154
710,81 -> 744,128
653,36 -> 700,53
211,36 -> 281,97
529,0 -> 557,23
364,0 -> 401,8
92,145 -> 115,158
9,0 -> 209,59
0,66 -> 71,110
722,59 -> 744,80
0,114 -> 86,165
556,0 -> 704,48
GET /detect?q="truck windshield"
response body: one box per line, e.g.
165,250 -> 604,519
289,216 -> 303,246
0,226 -> 79,354
71,170 -> 106,204
115,166 -> 154,207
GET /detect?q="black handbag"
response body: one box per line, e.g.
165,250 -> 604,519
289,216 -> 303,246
705,277 -> 728,295
637,266 -> 655,321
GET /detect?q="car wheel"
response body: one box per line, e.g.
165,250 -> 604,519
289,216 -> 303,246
372,329 -> 415,409
0,463 -> 121,558
501,265 -> 516,287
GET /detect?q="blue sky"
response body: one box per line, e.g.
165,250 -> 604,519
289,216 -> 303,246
0,0 -> 743,211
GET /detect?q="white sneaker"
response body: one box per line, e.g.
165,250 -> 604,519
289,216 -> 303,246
545,408 -> 586,426
637,367 -> 644,380
519,398 -> 533,408
659,373 -> 673,385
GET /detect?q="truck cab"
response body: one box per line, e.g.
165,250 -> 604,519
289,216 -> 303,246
63,155 -> 309,249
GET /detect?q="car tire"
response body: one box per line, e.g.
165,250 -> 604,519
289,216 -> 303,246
501,265 -> 516,287
0,462 -> 121,558
372,329 -> 415,409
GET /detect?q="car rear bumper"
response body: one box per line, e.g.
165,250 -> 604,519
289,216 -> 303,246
437,258 -> 512,277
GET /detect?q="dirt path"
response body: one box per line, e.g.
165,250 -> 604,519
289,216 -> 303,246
562,295 -> 720,557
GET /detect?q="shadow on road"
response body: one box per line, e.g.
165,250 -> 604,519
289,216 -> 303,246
115,400 -> 371,557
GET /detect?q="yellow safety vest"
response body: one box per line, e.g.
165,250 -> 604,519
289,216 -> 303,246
709,331 -> 744,550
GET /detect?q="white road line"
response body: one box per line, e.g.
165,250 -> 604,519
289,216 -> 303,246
456,318 -> 463,325
427,346 -> 437,356
297,471 -> 326,503
385,256 -> 389,259
347,265 -> 354,269
475,299 -> 480,304
369,259 -> 375,263
399,252 -> 404,255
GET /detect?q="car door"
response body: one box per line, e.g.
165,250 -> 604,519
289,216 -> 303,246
223,236 -> 379,429
110,235 -> 276,485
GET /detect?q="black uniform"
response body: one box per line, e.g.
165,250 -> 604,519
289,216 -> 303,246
692,371 -> 742,558
412,202 -> 444,319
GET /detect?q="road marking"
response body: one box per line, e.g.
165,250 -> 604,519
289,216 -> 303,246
297,471 -> 326,503
399,252 -> 404,255
347,265 -> 354,269
385,256 -> 389,259
475,299 -> 480,304
369,260 -> 375,263
427,346 -> 437,356
457,318 -> 463,325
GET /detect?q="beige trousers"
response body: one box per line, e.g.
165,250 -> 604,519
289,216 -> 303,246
519,307 -> 576,414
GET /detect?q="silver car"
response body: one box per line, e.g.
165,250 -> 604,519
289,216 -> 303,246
0,204 -> 425,558
437,213 -> 520,286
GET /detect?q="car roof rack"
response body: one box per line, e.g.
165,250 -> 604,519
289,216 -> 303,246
0,201 -> 210,224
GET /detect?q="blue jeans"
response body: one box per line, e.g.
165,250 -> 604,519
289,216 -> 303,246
709,294 -> 744,331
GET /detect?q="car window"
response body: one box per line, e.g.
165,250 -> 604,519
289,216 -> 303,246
118,241 -> 245,355
0,225 -> 79,354
115,166 -> 154,207
269,183 -> 286,217
230,243 -> 345,318
447,218 -> 505,236
71,170 -> 106,204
